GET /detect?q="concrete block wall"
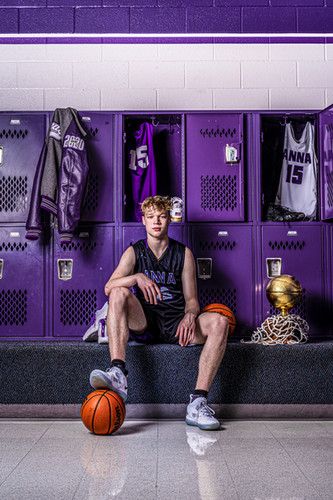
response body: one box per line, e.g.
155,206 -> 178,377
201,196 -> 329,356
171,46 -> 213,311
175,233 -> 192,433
0,42 -> 332,111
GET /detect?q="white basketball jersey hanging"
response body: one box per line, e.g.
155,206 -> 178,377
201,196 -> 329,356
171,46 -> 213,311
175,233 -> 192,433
275,122 -> 317,217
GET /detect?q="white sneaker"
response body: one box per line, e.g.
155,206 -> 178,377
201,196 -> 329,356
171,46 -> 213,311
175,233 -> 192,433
83,302 -> 108,342
89,366 -> 128,402
185,395 -> 221,431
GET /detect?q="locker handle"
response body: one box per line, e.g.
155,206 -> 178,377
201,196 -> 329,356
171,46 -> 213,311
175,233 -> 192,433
287,231 -> 297,236
218,231 -> 229,237
0,259 -> 3,279
0,146 -> 3,166
57,259 -> 73,281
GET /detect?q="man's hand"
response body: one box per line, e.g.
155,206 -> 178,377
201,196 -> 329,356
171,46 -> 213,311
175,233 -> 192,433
175,312 -> 197,347
104,280 -> 112,296
136,273 -> 162,305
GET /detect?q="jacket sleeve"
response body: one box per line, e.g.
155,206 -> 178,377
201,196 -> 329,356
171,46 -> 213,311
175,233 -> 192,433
40,111 -> 62,216
57,111 -> 89,244
25,141 -> 47,240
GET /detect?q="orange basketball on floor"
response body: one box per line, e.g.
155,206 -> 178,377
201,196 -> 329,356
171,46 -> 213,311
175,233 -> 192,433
201,303 -> 236,335
81,390 -> 126,435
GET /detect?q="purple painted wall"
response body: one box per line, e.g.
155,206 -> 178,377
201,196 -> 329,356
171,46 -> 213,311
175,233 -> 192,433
0,1 -> 332,34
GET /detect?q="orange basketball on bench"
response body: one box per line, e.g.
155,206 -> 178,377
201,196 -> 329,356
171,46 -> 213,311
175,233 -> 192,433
81,390 -> 125,435
201,303 -> 236,335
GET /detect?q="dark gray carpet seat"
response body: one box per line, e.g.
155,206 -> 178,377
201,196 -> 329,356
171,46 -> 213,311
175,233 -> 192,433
0,340 -> 332,405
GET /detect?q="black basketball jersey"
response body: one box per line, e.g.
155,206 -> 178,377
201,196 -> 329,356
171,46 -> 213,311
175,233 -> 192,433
132,238 -> 186,321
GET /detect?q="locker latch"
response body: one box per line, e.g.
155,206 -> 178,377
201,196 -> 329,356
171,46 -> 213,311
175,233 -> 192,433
0,146 -> 3,166
0,259 -> 3,279
57,259 -> 73,281
196,258 -> 212,280
225,144 -> 240,163
266,258 -> 282,279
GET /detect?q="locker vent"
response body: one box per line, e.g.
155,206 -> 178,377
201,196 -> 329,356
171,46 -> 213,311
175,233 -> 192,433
82,172 -> 99,213
0,176 -> 28,213
89,127 -> 99,137
199,240 -> 236,251
0,242 -> 27,252
0,289 -> 27,325
200,175 -> 237,212
60,241 -> 97,252
0,129 -> 28,139
268,240 -> 305,251
269,291 -> 307,320
60,289 -> 97,326
199,127 -> 236,139
199,288 -> 237,314
327,169 -> 333,208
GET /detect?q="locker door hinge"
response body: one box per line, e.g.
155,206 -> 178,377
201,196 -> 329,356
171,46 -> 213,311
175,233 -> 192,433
123,132 -> 127,144
261,131 -> 264,143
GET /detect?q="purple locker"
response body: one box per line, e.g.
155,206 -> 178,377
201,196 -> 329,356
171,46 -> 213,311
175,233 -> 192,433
186,113 -> 244,222
78,112 -> 114,222
261,225 -> 325,336
123,115 -> 183,222
122,223 -> 184,251
0,114 -> 46,223
190,225 -> 254,337
319,105 -> 333,220
0,226 -> 44,337
53,225 -> 114,337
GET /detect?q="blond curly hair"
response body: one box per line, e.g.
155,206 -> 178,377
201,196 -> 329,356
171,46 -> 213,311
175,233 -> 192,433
140,195 -> 172,215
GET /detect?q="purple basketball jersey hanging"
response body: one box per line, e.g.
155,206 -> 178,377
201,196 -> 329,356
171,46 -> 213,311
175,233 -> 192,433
128,122 -> 157,222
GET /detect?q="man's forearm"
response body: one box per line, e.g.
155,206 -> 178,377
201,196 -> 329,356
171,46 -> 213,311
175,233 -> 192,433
106,274 -> 138,291
185,300 -> 200,318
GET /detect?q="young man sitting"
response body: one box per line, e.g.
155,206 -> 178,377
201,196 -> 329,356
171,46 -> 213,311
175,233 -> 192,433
90,195 -> 228,430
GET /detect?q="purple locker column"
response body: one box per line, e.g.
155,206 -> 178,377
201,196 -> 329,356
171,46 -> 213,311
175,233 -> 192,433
53,225 -> 114,338
122,224 -> 184,251
0,226 -> 44,338
319,105 -> 333,220
190,225 -> 254,338
186,113 -> 244,222
0,114 -> 45,223
261,224 -> 326,337
78,112 -> 114,222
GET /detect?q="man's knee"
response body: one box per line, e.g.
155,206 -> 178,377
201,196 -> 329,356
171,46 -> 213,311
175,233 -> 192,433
208,313 -> 229,342
108,287 -> 131,309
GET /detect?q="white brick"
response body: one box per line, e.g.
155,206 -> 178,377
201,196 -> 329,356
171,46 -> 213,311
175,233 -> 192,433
270,88 -> 325,110
325,89 -> 333,107
0,44 -> 46,62
44,89 -> 100,111
0,63 -> 16,88
215,43 -> 269,61
103,44 -> 158,61
186,61 -> 240,89
46,44 -> 101,62
214,89 -> 269,110
326,45 -> 333,60
17,62 -> 72,88
299,61 -> 333,88
129,62 -> 184,89
73,62 -> 128,89
101,89 -> 156,110
242,61 -> 296,88
158,89 -> 212,110
270,43 -> 324,61
0,89 -> 43,111
158,43 -> 213,61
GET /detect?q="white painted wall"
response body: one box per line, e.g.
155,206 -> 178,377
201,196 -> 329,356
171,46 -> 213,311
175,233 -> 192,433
0,43 -> 331,111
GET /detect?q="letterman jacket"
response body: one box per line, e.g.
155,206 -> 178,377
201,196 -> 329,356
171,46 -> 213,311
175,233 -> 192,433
26,107 -> 89,243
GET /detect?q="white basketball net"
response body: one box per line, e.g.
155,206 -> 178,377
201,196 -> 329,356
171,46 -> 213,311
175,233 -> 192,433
242,314 -> 309,345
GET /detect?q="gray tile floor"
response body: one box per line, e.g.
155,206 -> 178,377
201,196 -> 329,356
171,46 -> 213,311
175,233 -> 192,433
0,419 -> 332,499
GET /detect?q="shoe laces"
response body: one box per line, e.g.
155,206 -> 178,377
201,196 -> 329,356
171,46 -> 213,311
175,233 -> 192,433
198,401 -> 215,418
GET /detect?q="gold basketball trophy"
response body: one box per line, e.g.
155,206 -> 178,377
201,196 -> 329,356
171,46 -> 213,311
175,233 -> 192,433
244,274 -> 309,345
